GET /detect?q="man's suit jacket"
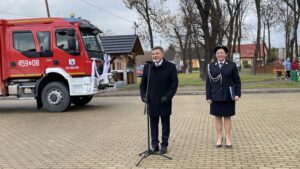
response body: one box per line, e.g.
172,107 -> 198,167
206,60 -> 241,101
140,59 -> 178,116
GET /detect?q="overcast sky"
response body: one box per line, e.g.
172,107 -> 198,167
0,0 -> 139,34
0,0 -> 286,50
243,14 -> 285,49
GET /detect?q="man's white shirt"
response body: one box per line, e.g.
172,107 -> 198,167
155,59 -> 163,67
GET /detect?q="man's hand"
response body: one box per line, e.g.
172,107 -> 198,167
142,95 -> 150,103
207,99 -> 212,104
142,96 -> 148,103
161,96 -> 168,104
142,97 -> 147,103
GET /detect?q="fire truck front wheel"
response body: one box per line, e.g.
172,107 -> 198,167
71,96 -> 93,106
41,82 -> 70,112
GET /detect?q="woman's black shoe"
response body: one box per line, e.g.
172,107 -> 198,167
215,144 -> 222,148
225,144 -> 233,148
224,138 -> 232,148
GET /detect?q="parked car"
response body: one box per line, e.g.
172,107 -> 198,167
136,65 -> 144,77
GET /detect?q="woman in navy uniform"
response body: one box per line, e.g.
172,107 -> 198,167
206,46 -> 241,148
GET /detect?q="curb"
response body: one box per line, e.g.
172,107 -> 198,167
1,89 -> 298,100
96,88 -> 300,97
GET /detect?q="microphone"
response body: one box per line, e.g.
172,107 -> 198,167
145,61 -> 153,64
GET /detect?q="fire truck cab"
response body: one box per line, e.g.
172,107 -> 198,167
0,18 -> 108,112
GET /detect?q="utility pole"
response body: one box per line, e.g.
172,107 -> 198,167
133,22 -> 138,35
45,0 -> 50,18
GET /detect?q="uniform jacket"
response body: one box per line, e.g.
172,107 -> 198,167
206,60 -> 241,101
140,59 -> 178,116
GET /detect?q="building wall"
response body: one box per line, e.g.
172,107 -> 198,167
192,59 -> 200,68
237,43 -> 268,66
112,57 -> 125,70
277,47 -> 300,59
241,58 -> 252,68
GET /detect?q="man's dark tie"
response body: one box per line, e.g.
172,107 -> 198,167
220,62 -> 224,68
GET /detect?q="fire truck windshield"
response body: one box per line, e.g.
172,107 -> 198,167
80,29 -> 104,59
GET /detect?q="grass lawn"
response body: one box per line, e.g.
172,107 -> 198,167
121,70 -> 300,90
242,80 -> 300,89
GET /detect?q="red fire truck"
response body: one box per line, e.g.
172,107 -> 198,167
0,18 -> 108,112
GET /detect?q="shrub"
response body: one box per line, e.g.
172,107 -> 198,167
243,63 -> 252,68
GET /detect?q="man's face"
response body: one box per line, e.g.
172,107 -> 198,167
152,49 -> 164,63
216,49 -> 226,62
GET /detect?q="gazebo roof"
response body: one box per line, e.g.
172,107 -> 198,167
101,35 -> 144,55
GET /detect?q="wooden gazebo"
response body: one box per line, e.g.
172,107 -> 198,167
101,35 -> 144,84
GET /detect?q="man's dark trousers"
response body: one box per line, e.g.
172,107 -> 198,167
150,115 -> 170,148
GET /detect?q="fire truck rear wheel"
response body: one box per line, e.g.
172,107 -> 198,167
71,96 -> 93,106
41,82 -> 70,112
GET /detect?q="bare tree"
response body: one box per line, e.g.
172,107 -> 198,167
124,0 -> 165,48
194,0 -> 223,80
158,4 -> 190,72
261,0 -> 281,64
224,0 -> 244,59
253,0 -> 261,75
282,0 -> 300,59
181,0 -> 200,73
236,0 -> 250,58
231,2 -> 240,55
278,1 -> 294,59
155,0 -> 200,73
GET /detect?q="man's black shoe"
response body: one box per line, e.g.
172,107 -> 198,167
151,146 -> 159,152
160,146 -> 167,154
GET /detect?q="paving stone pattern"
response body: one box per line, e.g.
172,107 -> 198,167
0,93 -> 299,169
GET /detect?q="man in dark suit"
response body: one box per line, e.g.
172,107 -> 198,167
140,46 -> 178,154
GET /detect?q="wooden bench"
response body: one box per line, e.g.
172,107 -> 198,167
273,68 -> 286,80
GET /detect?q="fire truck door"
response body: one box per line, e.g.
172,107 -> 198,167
9,30 -> 42,78
53,28 -> 85,76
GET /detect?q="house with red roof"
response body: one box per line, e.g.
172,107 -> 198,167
234,43 -> 268,68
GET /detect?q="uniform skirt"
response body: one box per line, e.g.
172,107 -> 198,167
210,101 -> 235,117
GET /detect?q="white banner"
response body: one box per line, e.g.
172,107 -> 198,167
232,53 -> 241,67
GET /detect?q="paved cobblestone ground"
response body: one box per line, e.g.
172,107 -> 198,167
0,93 -> 299,169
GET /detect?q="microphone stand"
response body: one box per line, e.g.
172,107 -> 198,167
136,62 -> 172,166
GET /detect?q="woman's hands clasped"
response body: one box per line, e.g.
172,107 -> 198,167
234,96 -> 240,101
